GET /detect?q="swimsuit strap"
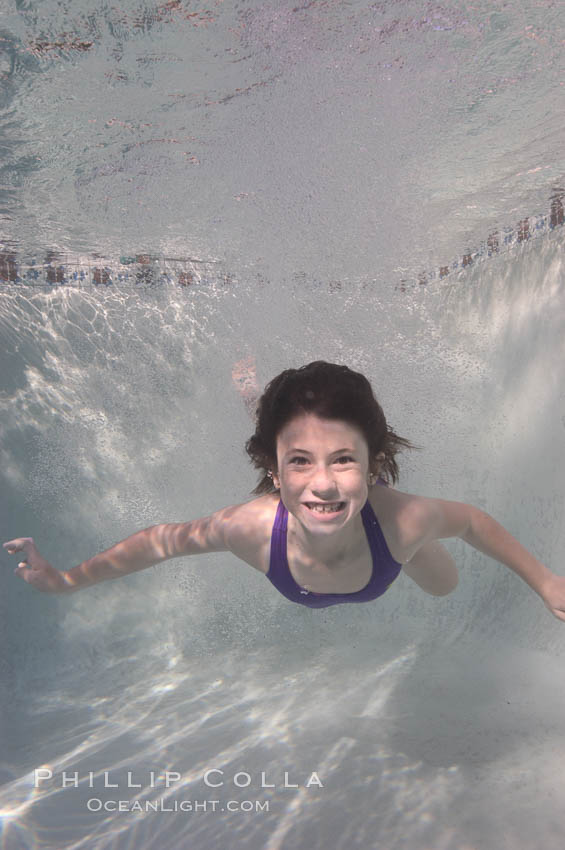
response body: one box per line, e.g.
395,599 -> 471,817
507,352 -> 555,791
359,498 -> 401,571
270,498 -> 289,578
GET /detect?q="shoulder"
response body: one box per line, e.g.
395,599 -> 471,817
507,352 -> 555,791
368,484 -> 429,554
369,484 -> 474,547
368,481 -> 425,529
208,494 -> 279,573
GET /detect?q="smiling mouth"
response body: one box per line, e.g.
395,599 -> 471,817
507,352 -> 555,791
304,501 -> 345,514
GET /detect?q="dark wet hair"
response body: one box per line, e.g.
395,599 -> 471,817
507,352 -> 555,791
245,361 -> 420,494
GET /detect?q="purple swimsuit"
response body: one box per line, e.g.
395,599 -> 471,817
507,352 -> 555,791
266,487 -> 402,608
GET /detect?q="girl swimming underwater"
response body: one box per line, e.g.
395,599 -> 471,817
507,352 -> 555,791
4,361 -> 565,620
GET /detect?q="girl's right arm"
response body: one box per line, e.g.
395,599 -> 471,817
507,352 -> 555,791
3,510 -> 236,595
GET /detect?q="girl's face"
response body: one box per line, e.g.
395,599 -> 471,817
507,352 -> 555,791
273,413 -> 373,533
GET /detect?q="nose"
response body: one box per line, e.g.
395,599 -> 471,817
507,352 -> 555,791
310,464 -> 338,496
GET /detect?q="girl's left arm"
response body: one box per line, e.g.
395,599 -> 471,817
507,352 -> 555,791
420,498 -> 565,622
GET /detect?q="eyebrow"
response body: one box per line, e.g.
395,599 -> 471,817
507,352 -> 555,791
284,447 -> 357,456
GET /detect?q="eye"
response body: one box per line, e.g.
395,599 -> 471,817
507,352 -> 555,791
335,455 -> 355,464
289,456 -> 309,465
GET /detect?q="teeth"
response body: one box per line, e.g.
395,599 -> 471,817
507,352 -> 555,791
307,502 -> 343,513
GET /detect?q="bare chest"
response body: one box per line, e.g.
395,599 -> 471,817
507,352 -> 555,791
286,542 -> 374,594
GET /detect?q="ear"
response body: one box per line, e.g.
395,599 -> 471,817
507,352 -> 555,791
267,468 -> 280,489
369,452 -> 385,484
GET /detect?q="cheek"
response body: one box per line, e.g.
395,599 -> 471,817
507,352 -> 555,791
346,472 -> 369,494
280,472 -> 300,490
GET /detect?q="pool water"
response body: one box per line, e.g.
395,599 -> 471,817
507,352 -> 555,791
1,1 -> 565,848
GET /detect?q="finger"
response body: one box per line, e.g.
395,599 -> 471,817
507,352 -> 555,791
547,605 -> 565,622
3,537 -> 35,554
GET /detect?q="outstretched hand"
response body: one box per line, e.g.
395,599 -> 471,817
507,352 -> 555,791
541,574 -> 565,622
3,537 -> 70,594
